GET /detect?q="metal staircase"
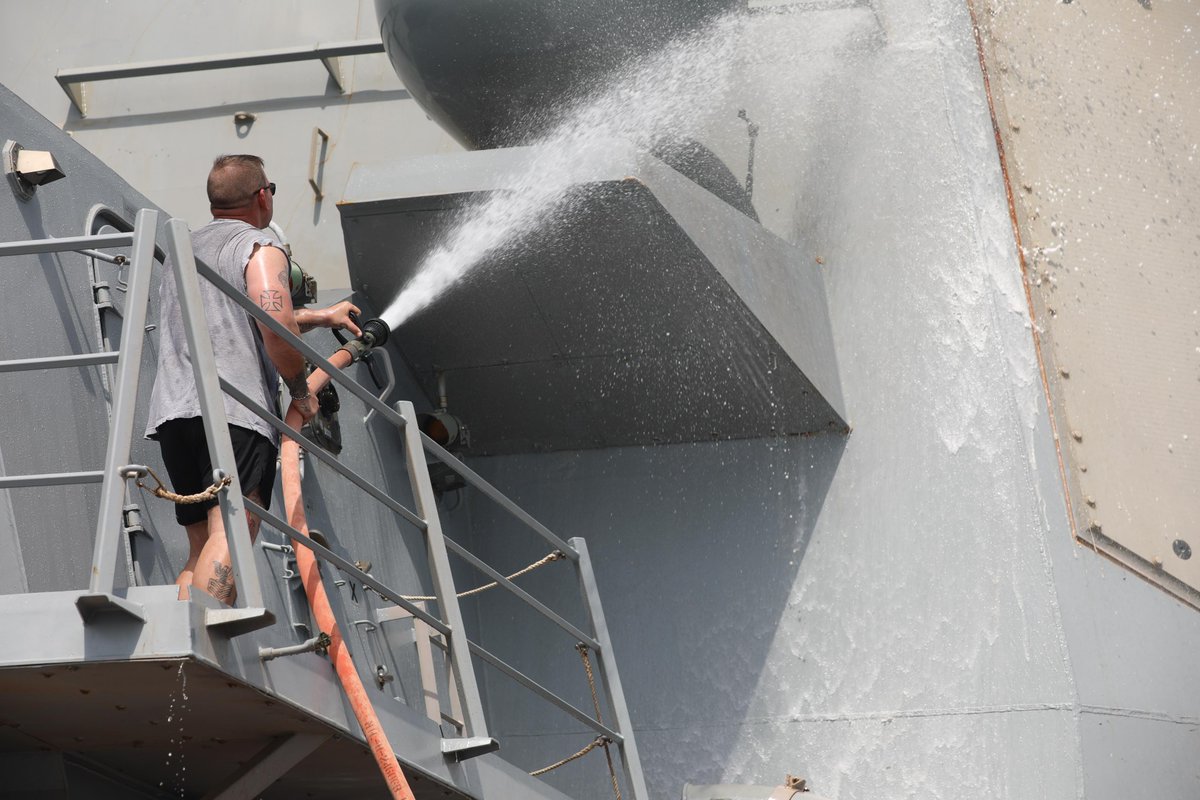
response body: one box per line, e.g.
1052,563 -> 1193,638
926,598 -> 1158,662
0,212 -> 648,799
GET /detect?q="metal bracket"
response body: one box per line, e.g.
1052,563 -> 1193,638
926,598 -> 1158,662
75,592 -> 145,623
375,664 -> 394,688
259,632 -> 331,661
308,127 -> 330,199
55,39 -> 385,117
441,736 -> 500,762
4,140 -> 32,201
201,733 -> 330,800
205,606 -> 276,636
121,502 -> 151,587
61,81 -> 87,116
93,280 -> 114,312
319,58 -> 344,92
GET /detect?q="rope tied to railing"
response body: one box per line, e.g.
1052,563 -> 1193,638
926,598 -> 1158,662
399,550 -> 566,602
577,643 -> 622,800
132,465 -> 230,505
530,735 -> 613,777
529,643 -> 622,797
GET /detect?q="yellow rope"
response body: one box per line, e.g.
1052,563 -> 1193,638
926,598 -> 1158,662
400,550 -> 565,602
135,466 -> 230,505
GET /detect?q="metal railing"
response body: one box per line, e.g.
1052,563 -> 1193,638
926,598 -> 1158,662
56,39 -> 386,116
164,218 -> 648,794
0,211 -> 159,622
0,214 -> 647,797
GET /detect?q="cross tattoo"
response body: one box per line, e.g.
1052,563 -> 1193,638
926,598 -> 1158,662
259,289 -> 284,312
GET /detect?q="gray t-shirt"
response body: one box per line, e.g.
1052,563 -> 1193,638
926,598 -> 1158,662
145,219 -> 283,444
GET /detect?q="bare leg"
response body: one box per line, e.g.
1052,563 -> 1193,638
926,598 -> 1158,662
189,492 -> 263,605
175,521 -> 210,600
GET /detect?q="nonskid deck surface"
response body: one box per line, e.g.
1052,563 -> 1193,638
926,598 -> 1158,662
0,658 -> 469,799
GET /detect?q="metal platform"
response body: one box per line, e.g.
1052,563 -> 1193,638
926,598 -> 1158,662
0,587 -> 570,800
0,659 -> 443,799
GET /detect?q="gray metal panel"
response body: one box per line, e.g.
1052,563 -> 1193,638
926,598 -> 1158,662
435,3 -> 1200,798
340,148 -> 844,455
0,0 -> 435,292
1078,713 -> 1200,800
0,82 -> 163,595
375,0 -> 743,147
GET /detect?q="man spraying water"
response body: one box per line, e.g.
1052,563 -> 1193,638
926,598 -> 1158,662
145,154 -> 361,604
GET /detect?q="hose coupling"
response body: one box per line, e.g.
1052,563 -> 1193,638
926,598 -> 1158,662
337,317 -> 391,363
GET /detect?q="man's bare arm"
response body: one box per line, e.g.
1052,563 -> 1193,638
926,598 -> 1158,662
244,245 -> 318,420
294,301 -> 362,336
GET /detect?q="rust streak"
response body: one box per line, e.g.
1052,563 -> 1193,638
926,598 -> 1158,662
965,1 -> 1081,547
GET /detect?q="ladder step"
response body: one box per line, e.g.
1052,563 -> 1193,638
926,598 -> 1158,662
441,737 -> 500,762
206,607 -> 276,636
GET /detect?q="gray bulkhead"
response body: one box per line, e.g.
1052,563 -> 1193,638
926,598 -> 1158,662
0,1 -> 1197,799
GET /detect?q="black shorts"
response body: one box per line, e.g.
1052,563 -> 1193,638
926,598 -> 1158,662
156,417 -> 277,526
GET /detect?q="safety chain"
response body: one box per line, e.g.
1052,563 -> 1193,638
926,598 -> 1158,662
529,643 -> 622,797
133,465 -> 230,505
400,550 -> 565,602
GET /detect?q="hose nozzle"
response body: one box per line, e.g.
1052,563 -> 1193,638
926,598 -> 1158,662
359,317 -> 390,349
337,316 -> 391,363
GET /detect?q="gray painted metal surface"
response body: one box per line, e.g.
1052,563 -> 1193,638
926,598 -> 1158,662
437,3 -> 1200,800
0,80 -> 161,597
0,1 -> 1198,799
0,0 -> 431,291
0,81 -> 636,799
340,145 -> 845,454
56,39 -> 386,115
374,0 -> 742,148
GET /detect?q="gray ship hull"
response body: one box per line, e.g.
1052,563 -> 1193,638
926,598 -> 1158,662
0,1 -> 1197,798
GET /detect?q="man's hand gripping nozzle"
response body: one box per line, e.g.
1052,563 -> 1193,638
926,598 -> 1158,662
335,315 -> 391,363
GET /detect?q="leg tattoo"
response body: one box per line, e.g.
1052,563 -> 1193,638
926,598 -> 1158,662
207,561 -> 235,602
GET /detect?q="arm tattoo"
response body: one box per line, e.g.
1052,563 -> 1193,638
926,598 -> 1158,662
276,268 -> 290,288
284,371 -> 309,398
207,561 -> 235,602
258,289 -> 284,312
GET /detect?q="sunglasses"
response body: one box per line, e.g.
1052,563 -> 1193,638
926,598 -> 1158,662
261,182 -> 277,196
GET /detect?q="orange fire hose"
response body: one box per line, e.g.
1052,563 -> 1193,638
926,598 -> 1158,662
281,348 -> 415,800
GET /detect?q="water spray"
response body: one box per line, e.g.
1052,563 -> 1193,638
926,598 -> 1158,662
377,13 -> 745,331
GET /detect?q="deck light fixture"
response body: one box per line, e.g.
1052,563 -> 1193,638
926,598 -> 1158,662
4,140 -> 66,200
